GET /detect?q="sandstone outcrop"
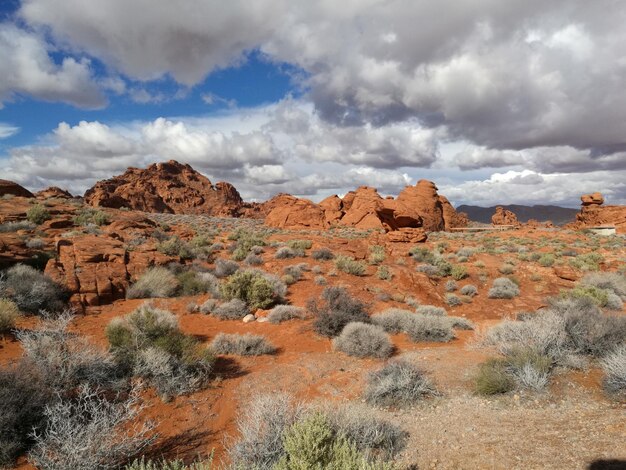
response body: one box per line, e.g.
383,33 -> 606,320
264,180 -> 466,238
84,160 -> 244,216
36,187 -> 73,199
492,206 -> 520,226
573,192 -> 626,234
0,179 -> 34,198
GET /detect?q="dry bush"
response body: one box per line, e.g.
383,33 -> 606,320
228,393 -> 303,469
310,286 -> 370,337
212,298 -> 249,320
415,305 -> 446,316
127,267 -> 179,299
460,284 -> 478,297
334,255 -> 367,276
364,361 -> 437,407
601,345 -> 626,395
333,322 -> 393,359
0,264 -> 67,314
268,305 -> 306,324
29,386 -> 156,470
581,272 -> 626,299
211,333 -> 275,356
371,308 -> 415,333
214,258 -> 239,278
0,297 -> 20,333
488,277 -> 520,299
311,248 -> 334,261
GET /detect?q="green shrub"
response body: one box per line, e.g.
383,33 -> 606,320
0,298 -> 20,333
566,285 -> 610,307
335,256 -> 367,276
157,237 -> 192,259
127,267 -> 179,299
451,265 -> 468,280
538,253 -> 555,267
73,208 -> 110,226
569,252 -> 604,271
221,269 -> 285,309
369,245 -> 386,265
287,239 -> 312,250
230,230 -> 267,261
499,263 -> 515,275
474,358 -> 515,395
409,247 -> 436,263
175,271 -> 216,296
26,204 -> 50,224
376,265 -> 392,280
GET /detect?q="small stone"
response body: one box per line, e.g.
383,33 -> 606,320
242,314 -> 256,323
256,316 -> 269,323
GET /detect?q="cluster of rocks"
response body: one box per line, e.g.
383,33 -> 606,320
574,192 -> 625,234
264,180 -> 469,242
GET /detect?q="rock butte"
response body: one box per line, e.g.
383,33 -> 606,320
491,206 -> 520,226
0,179 -> 34,198
36,186 -> 74,199
572,192 -> 626,234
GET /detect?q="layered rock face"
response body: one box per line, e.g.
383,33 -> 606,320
84,160 -> 244,216
0,179 -> 34,198
264,180 -> 467,237
574,192 -> 626,234
491,206 -> 520,225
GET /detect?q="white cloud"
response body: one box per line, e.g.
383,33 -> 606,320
0,22 -> 105,108
0,123 -> 19,139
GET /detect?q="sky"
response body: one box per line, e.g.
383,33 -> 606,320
0,0 -> 625,207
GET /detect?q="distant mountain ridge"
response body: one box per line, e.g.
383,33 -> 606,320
457,204 -> 579,225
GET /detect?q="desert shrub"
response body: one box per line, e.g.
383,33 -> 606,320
127,267 -> 179,299
504,348 -> 552,391
106,304 -> 214,397
0,264 -> 67,314
174,270 -> 219,297
26,237 -> 45,249
326,404 -> 407,460
214,258 -> 239,278
0,362 -> 51,466
244,253 -> 264,266
275,413 -> 393,470
283,263 -> 306,282
230,230 -> 267,261
376,266 -> 392,280
157,236 -> 193,260
445,280 -> 458,292
18,313 -> 121,393
275,246 -> 298,259
314,275 -> 327,285
405,315 -> 455,342
29,386 -> 156,470
456,247 -> 476,258
364,361 -> 437,407
538,253 -> 555,267
369,245 -> 386,265
0,298 -> 20,333
371,309 -> 415,333
569,252 -> 604,271
0,220 -> 36,232
581,272 -> 626,299
73,208 -> 110,226
451,265 -> 468,280
601,345 -> 626,395
312,248 -> 334,260
566,285 -> 611,307
483,297 -> 626,363
474,359 -> 515,395
605,293 -> 624,311
268,305 -> 306,324
409,247 -> 436,263
488,277 -> 520,299
445,293 -> 462,306
228,393 -> 303,469
333,322 -> 393,359
460,284 -> 478,297
310,286 -> 370,337
499,263 -> 515,275
335,255 -> 367,276
212,299 -> 249,320
211,333 -> 275,356
26,204 -> 50,224
221,269 -> 286,309
287,239 -> 312,250
199,298 -> 219,315
415,305 -> 446,316
125,457 -> 214,470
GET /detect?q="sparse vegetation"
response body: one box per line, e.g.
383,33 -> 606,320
335,255 -> 367,276
364,361 -> 437,407
220,269 -> 286,309
211,333 -> 276,356
488,277 -> 520,299
0,220 -> 36,232
310,286 -> 370,337
0,298 -> 19,333
127,267 -> 179,299
73,208 -> 111,226
0,264 -> 67,314
601,345 -> 626,395
213,258 -> 239,278
451,265 -> 468,280
26,204 -> 50,224
369,245 -> 386,265
312,248 -> 334,261
211,298 -> 249,320
460,284 -> 478,297
333,322 -> 393,358
268,305 -> 306,324
376,265 -> 393,280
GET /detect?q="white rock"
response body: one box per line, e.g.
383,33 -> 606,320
242,314 -> 256,323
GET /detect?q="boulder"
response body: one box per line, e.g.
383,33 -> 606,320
84,160 -> 244,216
0,179 -> 34,198
396,180 -> 445,232
581,192 -> 604,206
492,206 -> 520,226
386,228 -> 428,243
36,187 -> 73,199
264,194 -> 327,229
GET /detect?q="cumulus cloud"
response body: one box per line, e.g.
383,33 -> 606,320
0,22 -> 105,108
0,123 -> 19,139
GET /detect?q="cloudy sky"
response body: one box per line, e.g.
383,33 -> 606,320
0,0 -> 624,207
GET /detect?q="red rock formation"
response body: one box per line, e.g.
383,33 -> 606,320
0,179 -> 34,198
396,180 -> 445,232
492,206 -> 520,226
36,187 -> 73,199
386,228 -> 428,243
573,192 -> 626,234
84,160 -> 244,216
263,194 -> 328,230
439,195 -> 469,230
